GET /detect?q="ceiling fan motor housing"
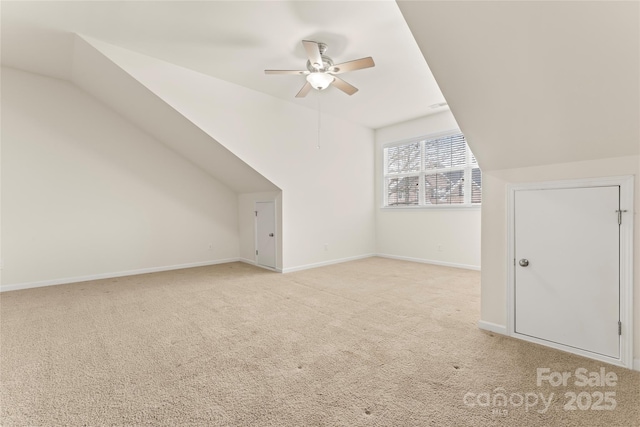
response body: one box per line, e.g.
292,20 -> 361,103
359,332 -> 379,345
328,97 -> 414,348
306,55 -> 334,73
265,40 -> 375,97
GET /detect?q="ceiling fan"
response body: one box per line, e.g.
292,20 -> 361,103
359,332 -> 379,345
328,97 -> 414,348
265,40 -> 375,98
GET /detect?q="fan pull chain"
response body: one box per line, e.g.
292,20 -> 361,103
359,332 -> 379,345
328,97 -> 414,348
317,95 -> 321,149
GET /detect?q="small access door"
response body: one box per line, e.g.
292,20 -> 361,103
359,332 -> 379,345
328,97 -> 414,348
514,185 -> 620,359
255,201 -> 276,269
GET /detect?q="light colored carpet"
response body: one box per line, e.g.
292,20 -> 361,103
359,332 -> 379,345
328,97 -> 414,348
1,257 -> 638,426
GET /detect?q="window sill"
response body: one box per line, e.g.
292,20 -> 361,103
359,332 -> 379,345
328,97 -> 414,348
380,204 -> 481,211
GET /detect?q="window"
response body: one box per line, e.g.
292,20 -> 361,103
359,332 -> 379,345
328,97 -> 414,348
383,132 -> 481,207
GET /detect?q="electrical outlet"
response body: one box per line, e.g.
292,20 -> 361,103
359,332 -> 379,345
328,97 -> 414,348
208,243 -> 213,251
324,244 -> 329,251
437,244 -> 443,252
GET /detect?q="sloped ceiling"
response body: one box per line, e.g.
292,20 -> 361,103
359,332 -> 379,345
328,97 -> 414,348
398,1 -> 640,172
5,1 -> 636,173
1,0 -> 447,129
71,35 -> 278,193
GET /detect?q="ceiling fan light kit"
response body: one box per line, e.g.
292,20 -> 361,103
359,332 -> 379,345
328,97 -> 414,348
265,40 -> 375,97
306,72 -> 334,90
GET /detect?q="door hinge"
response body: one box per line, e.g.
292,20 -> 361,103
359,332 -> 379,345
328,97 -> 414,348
618,321 -> 622,336
616,209 -> 627,225
256,250 -> 258,255
255,211 -> 258,217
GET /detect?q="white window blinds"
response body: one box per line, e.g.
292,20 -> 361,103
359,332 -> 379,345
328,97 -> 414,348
383,132 -> 481,207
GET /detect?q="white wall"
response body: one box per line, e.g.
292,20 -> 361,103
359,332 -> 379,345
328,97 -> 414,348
85,39 -> 376,271
397,1 -> 639,368
481,155 -> 640,364
375,112 -> 481,269
238,191 -> 283,270
1,68 -> 240,289
71,36 -> 278,195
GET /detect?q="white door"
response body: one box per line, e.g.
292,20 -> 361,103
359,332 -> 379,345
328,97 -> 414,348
256,201 -> 276,269
514,186 -> 620,358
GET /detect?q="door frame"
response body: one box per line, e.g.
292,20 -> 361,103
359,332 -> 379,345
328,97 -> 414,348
506,175 -> 633,369
254,200 -> 278,271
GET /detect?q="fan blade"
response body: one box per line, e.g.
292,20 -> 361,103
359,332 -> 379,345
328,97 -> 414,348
295,82 -> 313,98
265,69 -> 307,75
331,57 -> 375,74
302,40 -> 323,69
331,76 -> 358,95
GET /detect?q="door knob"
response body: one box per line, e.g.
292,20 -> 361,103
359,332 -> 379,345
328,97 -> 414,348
519,259 -> 529,267
269,233 -> 274,237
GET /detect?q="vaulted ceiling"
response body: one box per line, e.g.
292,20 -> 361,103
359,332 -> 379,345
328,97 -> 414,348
3,1 -> 638,173
398,1 -> 639,171
1,0 -> 447,130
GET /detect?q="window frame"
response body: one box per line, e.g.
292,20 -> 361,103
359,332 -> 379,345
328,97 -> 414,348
382,129 -> 481,209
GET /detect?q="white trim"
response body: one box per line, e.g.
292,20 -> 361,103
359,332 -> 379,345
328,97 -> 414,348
381,128 -> 461,150
478,321 -> 508,335
376,253 -> 480,271
239,258 -> 282,273
382,129 -> 480,209
0,258 -> 240,292
506,175 -> 634,369
255,200 -> 278,270
239,257 -> 256,266
619,178 -> 635,370
506,183 -> 516,337
0,253 -> 481,291
380,205 -> 481,211
512,333 -> 632,370
282,254 -> 375,274
633,358 -> 640,372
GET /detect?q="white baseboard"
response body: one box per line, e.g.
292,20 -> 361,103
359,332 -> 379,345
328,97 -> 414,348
282,254 -> 375,274
478,320 -> 508,335
482,322 -> 638,371
2,253 -> 479,291
238,258 -> 282,273
376,253 -> 480,271
0,258 -> 241,292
